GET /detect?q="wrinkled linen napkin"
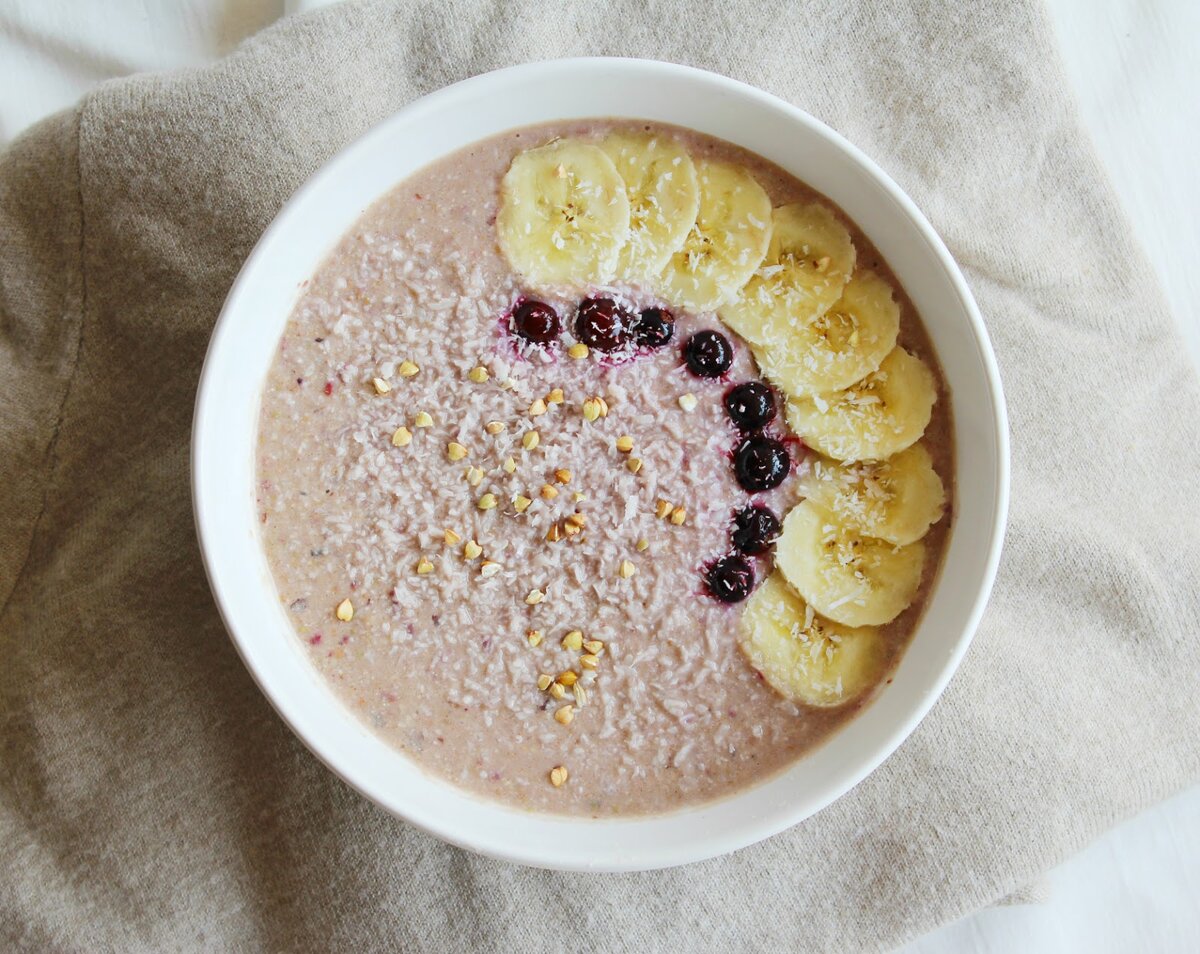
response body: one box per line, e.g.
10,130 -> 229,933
2,1 -> 1199,950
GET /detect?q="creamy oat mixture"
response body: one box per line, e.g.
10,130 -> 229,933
256,120 -> 952,816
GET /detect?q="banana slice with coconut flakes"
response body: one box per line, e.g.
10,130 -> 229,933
658,159 -> 772,313
775,500 -> 925,628
599,131 -> 700,281
751,269 -> 901,397
785,346 -> 936,462
721,202 -> 856,344
496,138 -> 631,289
739,571 -> 886,707
797,443 -> 946,546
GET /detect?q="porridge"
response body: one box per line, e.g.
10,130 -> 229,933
256,120 -> 953,816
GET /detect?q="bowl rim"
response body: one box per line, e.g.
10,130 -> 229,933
192,56 -> 1010,871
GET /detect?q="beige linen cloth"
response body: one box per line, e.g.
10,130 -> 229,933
2,1 -> 1199,950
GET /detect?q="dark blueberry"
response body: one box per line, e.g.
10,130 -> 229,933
511,299 -> 561,344
724,382 -> 776,431
634,307 -> 675,348
733,436 -> 790,492
574,297 -> 635,352
684,330 -> 733,378
731,505 -> 781,556
706,555 -> 756,603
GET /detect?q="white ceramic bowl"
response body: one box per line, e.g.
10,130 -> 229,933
193,58 -> 1008,871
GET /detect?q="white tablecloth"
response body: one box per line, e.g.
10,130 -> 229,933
2,0 -> 1196,949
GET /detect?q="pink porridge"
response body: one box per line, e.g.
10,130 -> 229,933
256,120 -> 953,815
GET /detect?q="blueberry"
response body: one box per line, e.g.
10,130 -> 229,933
724,382 -> 776,431
574,297 -> 635,352
733,436 -> 789,491
634,307 -> 675,348
731,505 -> 781,555
706,554 -> 756,603
683,330 -> 733,377
511,299 -> 561,344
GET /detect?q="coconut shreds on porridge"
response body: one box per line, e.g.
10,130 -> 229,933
257,119 -> 953,816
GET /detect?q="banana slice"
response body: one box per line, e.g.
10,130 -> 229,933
599,132 -> 700,281
497,139 -> 630,288
776,501 -> 925,627
739,571 -> 886,707
658,160 -> 772,312
750,270 -> 900,396
720,202 -> 856,344
798,444 -> 946,545
785,347 -> 936,461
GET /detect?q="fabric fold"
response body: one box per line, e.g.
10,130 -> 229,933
0,109 -> 84,613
